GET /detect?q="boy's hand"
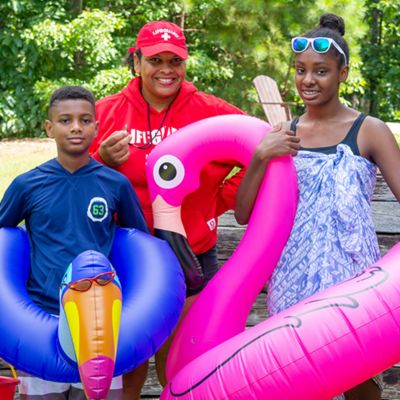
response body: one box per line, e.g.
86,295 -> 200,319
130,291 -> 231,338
99,125 -> 131,167
254,122 -> 301,162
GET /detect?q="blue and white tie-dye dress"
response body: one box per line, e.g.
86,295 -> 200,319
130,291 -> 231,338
267,144 -> 380,315
267,138 -> 381,400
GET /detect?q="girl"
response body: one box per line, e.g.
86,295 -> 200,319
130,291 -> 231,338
235,13 -> 400,400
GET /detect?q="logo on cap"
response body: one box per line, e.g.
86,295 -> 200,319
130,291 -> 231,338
129,20 -> 188,59
161,32 -> 171,41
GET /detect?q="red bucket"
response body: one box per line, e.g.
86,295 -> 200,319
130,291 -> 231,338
0,376 -> 19,400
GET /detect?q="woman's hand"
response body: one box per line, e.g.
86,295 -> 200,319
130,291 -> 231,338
98,126 -> 131,168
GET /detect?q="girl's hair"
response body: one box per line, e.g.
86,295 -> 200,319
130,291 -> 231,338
305,13 -> 349,67
125,49 -> 142,76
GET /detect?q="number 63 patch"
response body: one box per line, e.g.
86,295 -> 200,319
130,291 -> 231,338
87,197 -> 109,222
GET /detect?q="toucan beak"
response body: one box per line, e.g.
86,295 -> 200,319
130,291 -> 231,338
62,282 -> 122,399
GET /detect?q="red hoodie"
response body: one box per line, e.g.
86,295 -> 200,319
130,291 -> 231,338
91,77 -> 245,254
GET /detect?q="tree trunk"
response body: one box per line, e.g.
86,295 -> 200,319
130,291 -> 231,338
71,0 -> 82,18
368,4 -> 382,116
70,0 -> 84,70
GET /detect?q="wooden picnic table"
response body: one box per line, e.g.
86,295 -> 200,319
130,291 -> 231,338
1,172 -> 399,399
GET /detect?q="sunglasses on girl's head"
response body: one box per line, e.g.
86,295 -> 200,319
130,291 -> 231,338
62,271 -> 115,292
291,37 -> 348,66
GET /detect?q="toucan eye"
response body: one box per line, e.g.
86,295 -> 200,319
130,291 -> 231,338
153,155 -> 185,189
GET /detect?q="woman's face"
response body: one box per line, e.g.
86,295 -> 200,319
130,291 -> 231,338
294,48 -> 348,108
134,52 -> 186,108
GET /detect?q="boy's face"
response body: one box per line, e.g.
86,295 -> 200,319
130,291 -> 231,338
45,99 -> 98,156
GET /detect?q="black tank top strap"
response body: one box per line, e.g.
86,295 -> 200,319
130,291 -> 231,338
295,113 -> 367,155
340,113 -> 367,156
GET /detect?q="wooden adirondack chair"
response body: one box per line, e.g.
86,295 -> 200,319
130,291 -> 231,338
253,75 -> 296,126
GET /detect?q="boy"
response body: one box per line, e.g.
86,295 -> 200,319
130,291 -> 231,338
0,86 -> 149,400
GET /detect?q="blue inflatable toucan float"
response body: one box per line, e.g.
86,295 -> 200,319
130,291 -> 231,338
0,227 -> 185,399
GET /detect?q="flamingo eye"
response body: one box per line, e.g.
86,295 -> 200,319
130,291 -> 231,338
159,162 -> 176,181
153,155 -> 185,189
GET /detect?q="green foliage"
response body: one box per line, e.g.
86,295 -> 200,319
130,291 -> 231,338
24,10 -> 124,74
0,5 -> 128,138
89,67 -> 132,97
0,0 -> 398,138
186,50 -> 234,92
361,0 -> 400,121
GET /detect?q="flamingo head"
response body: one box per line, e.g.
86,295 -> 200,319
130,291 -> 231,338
146,115 -> 270,214
145,115 -> 273,294
147,149 -> 200,207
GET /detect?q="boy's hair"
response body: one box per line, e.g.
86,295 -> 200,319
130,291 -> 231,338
48,86 -> 96,117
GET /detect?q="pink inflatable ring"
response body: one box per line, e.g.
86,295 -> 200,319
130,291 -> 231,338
146,115 -> 400,399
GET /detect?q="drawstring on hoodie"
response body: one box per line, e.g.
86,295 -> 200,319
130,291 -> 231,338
133,98 -> 174,150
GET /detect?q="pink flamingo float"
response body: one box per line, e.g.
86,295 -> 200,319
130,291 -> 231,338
146,115 -> 400,399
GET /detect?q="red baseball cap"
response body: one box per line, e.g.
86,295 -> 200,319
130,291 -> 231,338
129,20 -> 188,59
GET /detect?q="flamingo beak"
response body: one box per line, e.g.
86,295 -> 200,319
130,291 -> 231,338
62,282 -> 122,400
152,195 -> 206,296
152,194 -> 186,236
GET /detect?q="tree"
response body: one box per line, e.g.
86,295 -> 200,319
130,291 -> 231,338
0,0 -> 394,138
0,1 -> 128,137
361,0 -> 400,121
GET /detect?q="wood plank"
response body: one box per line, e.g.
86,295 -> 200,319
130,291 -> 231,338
141,361 -> 162,397
372,202 -> 400,233
373,174 -> 398,202
378,234 -> 400,255
218,211 -> 241,228
218,219 -> 400,254
138,364 -> 400,400
219,170 -> 400,233
219,205 -> 400,236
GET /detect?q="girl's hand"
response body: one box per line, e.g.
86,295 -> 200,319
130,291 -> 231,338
254,122 -> 301,162
235,122 -> 300,225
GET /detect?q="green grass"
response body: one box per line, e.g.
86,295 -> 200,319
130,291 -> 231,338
0,130 -> 399,200
387,122 -> 400,144
0,139 -> 56,199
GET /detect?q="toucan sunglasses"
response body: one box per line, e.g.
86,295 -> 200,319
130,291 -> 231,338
291,37 -> 347,66
61,271 -> 115,292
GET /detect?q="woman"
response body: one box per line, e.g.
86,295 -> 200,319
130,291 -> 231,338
90,20 -> 245,400
235,13 -> 400,400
